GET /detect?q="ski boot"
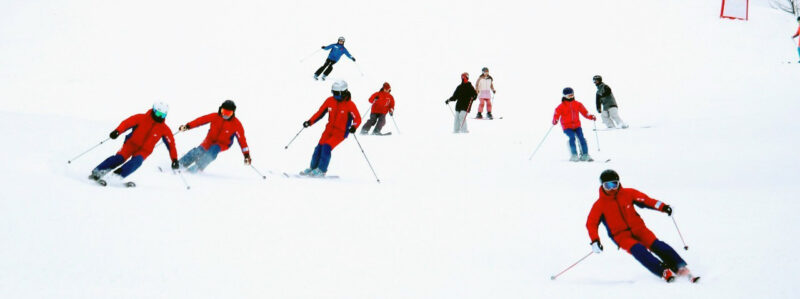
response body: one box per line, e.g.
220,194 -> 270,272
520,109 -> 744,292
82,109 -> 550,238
320,75 -> 327,81
360,130 -> 369,135
620,123 -> 629,129
299,168 -> 313,176
89,169 -> 110,181
476,112 -> 483,119
487,112 -> 493,119
677,267 -> 701,283
310,168 -> 326,177
662,268 -> 675,283
569,154 -> 580,162
313,74 -> 319,81
580,154 -> 594,162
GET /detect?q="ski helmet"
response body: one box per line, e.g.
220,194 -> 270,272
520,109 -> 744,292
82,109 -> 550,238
562,87 -> 574,96
482,67 -> 489,72
332,80 -> 348,92
219,99 -> 236,119
152,101 -> 169,122
220,99 -> 236,111
599,169 -> 620,183
338,36 -> 345,43
382,82 -> 391,91
461,72 -> 469,82
593,75 -> 602,82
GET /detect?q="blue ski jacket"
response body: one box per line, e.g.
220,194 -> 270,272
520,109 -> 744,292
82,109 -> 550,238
323,43 -> 354,62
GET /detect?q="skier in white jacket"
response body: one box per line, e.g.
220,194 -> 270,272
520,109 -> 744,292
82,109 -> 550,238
474,67 -> 496,119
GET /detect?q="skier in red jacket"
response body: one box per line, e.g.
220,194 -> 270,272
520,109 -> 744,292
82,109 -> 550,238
300,80 -> 361,177
792,16 -> 800,63
586,169 -> 696,282
360,82 -> 395,135
552,87 -> 596,162
89,102 -> 179,182
177,100 -> 251,173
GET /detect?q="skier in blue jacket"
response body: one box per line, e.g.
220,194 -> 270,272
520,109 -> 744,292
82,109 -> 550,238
314,36 -> 356,81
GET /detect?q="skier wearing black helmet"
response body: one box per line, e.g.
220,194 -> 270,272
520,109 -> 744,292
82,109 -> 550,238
177,99 -> 251,173
593,75 -> 628,129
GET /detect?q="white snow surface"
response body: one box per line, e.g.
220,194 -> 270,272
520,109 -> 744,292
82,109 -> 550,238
2,0 -> 800,298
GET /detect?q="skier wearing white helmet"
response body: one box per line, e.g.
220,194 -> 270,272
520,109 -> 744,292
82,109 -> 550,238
88,102 -> 179,186
299,80 -> 361,177
314,36 -> 356,81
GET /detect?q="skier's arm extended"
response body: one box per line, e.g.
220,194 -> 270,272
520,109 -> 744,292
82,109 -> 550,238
184,113 -> 216,130
630,188 -> 669,212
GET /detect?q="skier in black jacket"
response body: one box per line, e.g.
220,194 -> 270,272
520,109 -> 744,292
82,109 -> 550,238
445,72 -> 477,133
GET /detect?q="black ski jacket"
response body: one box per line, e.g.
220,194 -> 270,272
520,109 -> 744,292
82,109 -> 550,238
447,82 -> 477,112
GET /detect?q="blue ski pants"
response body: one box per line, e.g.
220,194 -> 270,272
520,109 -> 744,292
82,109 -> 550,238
309,144 -> 333,172
179,145 -> 221,173
93,154 -> 144,178
563,128 -> 588,155
630,240 -> 687,277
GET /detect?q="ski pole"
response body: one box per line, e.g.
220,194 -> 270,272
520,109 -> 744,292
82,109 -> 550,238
351,133 -> 381,183
249,164 -> 267,180
67,137 -> 111,164
458,99 -> 474,132
353,61 -> 365,76
528,124 -> 556,161
550,251 -> 593,280
671,215 -> 689,250
299,48 -> 322,63
446,101 -> 455,116
284,127 -> 305,149
389,113 -> 401,134
593,120 -> 601,152
174,169 -> 191,190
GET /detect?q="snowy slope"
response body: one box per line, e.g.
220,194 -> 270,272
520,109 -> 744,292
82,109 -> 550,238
1,0 -> 800,298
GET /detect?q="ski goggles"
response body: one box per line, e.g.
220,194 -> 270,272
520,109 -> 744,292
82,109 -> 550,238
220,108 -> 234,118
153,109 -> 167,119
332,90 -> 345,97
602,181 -> 620,190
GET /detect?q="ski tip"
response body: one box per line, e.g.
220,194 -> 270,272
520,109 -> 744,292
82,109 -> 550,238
691,276 -> 701,283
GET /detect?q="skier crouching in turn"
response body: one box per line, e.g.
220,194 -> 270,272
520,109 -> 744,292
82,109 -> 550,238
360,82 -> 395,135
300,80 -> 361,177
89,102 -> 179,182
445,72 -> 477,133
177,100 -> 251,173
314,36 -> 355,81
552,87 -> 595,162
586,170 -> 696,283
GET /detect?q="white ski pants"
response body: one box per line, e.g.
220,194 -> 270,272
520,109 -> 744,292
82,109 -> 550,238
453,111 -> 469,133
601,107 -> 626,128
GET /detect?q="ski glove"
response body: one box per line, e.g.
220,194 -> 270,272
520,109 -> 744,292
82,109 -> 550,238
351,57 -> 356,62
109,130 -> 119,139
303,121 -> 311,128
552,119 -> 558,125
349,126 -> 357,134
321,46 -> 326,49
244,153 -> 251,165
389,110 -> 394,116
591,241 -> 603,253
171,159 -> 179,170
179,124 -> 189,132
589,115 -> 597,121
663,205 -> 672,216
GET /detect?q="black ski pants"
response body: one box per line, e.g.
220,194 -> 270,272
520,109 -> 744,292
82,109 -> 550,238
361,113 -> 387,133
315,59 -> 337,77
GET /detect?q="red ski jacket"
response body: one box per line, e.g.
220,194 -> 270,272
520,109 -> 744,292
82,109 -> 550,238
185,113 -> 249,155
553,98 -> 592,130
795,26 -> 800,46
115,110 -> 178,159
586,186 -> 669,243
368,91 -> 395,114
308,96 -> 361,132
